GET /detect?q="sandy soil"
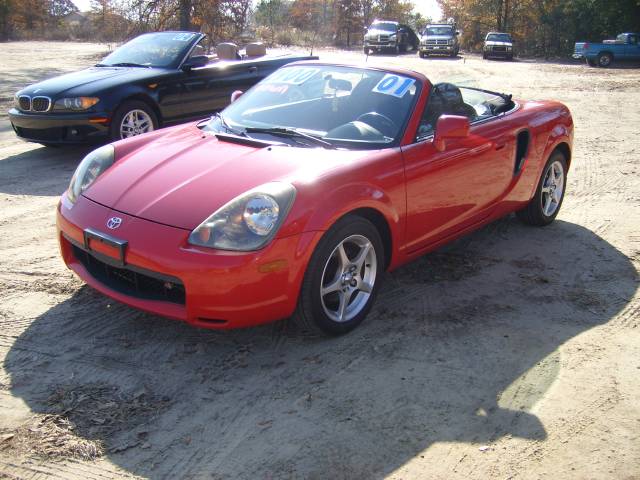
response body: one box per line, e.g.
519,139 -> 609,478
0,42 -> 638,479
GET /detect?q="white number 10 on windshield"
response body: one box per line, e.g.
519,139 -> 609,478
372,74 -> 416,98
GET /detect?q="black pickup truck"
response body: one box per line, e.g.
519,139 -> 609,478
9,31 -> 317,145
363,20 -> 419,55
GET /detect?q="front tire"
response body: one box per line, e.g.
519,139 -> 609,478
110,100 -> 158,141
294,215 -> 384,335
516,151 -> 568,226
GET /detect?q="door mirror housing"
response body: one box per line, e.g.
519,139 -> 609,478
433,115 -> 470,151
230,90 -> 244,103
182,55 -> 209,71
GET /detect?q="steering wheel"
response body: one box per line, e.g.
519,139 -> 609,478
356,112 -> 397,137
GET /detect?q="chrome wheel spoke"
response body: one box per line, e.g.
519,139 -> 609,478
321,277 -> 342,297
336,244 -> 350,271
336,290 -> 350,322
352,241 -> 372,270
359,281 -> 373,293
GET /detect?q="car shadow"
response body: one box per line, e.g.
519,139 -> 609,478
0,143 -> 91,196
4,219 -> 637,478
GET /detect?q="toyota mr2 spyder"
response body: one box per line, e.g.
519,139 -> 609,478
57,62 -> 573,335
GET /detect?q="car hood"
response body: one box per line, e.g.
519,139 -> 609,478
84,125 -> 365,230
18,66 -> 161,97
366,29 -> 396,38
485,41 -> 513,47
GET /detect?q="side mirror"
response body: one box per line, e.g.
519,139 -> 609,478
182,55 -> 209,71
230,90 -> 244,103
433,115 -> 469,152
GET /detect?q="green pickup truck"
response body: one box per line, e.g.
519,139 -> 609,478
573,32 -> 640,67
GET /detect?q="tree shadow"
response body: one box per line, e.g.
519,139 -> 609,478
0,143 -> 90,196
4,219 -> 637,478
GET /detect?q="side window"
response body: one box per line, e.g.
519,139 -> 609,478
629,35 -> 638,45
187,38 -> 207,59
417,83 -> 477,140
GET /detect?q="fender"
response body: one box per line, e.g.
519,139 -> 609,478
290,180 -> 405,268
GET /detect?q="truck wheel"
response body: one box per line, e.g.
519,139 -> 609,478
419,51 -> 426,59
597,52 -> 613,67
586,58 -> 597,67
363,47 -> 369,55
110,100 -> 158,141
483,52 -> 487,59
393,45 -> 400,55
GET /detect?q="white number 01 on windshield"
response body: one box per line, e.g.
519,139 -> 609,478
372,74 -> 416,98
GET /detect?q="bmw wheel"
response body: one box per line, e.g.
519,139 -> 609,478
110,100 -> 158,141
517,151 -> 568,226
294,215 -> 384,335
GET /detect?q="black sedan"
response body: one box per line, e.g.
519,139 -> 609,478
8,31 -> 317,145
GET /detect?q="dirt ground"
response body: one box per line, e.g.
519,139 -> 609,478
0,41 -> 638,479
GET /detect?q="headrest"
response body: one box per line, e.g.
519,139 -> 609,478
216,42 -> 238,60
245,42 -> 266,57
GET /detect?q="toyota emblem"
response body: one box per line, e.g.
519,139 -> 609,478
106,216 -> 122,229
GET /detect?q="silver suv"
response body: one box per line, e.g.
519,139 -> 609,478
419,24 -> 460,58
483,32 -> 514,60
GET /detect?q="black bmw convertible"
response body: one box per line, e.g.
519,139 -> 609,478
8,31 -> 316,146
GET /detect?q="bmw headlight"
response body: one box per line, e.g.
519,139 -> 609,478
189,182 -> 296,251
67,144 -> 114,203
53,97 -> 100,111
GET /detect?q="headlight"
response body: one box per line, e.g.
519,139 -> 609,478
188,182 -> 296,251
389,33 -> 397,39
507,46 -> 513,50
54,97 -> 100,111
67,145 -> 114,203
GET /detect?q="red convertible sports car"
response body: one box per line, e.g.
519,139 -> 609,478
57,62 -> 573,335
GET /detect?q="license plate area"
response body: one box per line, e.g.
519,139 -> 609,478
83,227 -> 128,267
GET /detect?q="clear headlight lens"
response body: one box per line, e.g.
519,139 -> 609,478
54,97 -> 100,111
189,182 -> 296,251
67,144 -> 114,203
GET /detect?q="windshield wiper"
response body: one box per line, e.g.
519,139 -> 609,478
213,112 -> 247,137
244,126 -> 335,149
104,62 -> 151,68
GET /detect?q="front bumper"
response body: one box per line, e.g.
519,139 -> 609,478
420,44 -> 455,53
365,41 -> 398,51
484,47 -> 513,58
57,194 -> 321,329
8,108 -> 110,144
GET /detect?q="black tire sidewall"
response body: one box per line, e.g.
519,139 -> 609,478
110,100 -> 158,141
299,216 -> 384,335
598,53 -> 612,67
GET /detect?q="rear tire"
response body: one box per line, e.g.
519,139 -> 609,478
597,52 -> 613,67
293,215 -> 384,336
516,151 -> 568,226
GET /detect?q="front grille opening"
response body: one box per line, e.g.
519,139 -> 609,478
32,97 -> 50,112
197,317 -> 228,326
72,244 -> 185,305
19,96 -> 30,111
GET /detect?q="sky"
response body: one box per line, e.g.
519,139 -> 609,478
71,0 -> 442,21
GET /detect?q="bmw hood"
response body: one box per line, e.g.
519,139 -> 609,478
18,67 -> 159,97
83,125 -> 364,230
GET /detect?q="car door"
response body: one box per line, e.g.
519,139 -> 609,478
401,84 -> 515,252
625,34 -> 639,58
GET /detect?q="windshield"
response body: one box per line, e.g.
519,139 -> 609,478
203,65 -> 421,149
370,22 -> 397,32
99,32 -> 198,68
487,33 -> 512,42
424,26 -> 454,36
